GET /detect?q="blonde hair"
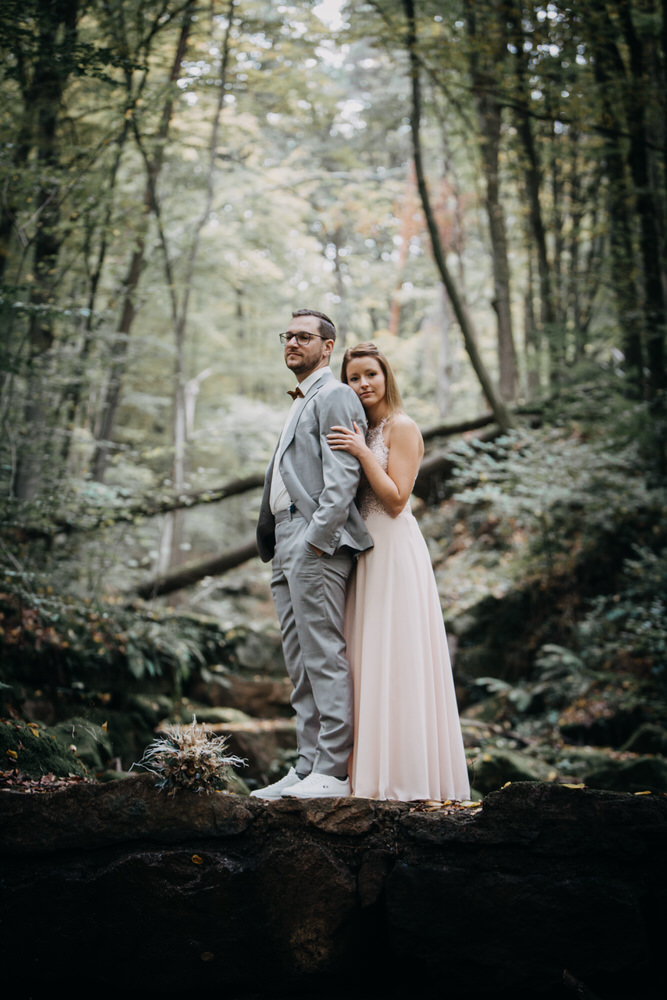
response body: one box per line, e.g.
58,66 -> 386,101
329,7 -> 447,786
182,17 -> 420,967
340,342 -> 403,414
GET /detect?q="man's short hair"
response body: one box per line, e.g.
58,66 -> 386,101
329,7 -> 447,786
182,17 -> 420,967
292,308 -> 336,341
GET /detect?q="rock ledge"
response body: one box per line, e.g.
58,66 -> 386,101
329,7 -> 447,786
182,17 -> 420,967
1,778 -> 664,999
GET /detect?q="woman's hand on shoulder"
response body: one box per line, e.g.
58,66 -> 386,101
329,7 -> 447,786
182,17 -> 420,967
327,422 -> 367,459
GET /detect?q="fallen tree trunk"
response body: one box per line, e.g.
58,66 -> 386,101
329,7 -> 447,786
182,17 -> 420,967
88,472 -> 265,527
12,416 -> 502,545
84,418 -> 496,532
135,537 -> 259,599
6,473 -> 267,541
86,416 -> 498,531
133,422 -> 504,597
414,425 -> 502,502
420,412 -> 496,442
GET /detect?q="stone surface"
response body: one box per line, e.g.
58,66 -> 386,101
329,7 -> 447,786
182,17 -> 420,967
468,745 -> 554,792
1,778 -> 665,999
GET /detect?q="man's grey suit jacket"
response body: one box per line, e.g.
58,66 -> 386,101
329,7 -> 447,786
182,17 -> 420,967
256,371 -> 374,563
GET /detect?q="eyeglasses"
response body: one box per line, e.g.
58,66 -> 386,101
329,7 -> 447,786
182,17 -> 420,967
279,331 -> 329,346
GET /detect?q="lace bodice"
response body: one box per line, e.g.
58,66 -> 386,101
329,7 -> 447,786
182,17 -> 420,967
357,419 -> 390,518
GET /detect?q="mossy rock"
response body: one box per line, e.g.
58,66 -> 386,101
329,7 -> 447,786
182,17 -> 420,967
0,719 -> 88,779
171,703 -> 252,726
221,770 -> 250,796
123,693 -> 176,727
583,755 -> 667,794
467,746 -> 553,794
559,705 -> 647,750
462,692 -> 510,724
621,723 -> 667,756
231,626 -> 284,671
50,717 -> 113,772
546,745 -> 618,781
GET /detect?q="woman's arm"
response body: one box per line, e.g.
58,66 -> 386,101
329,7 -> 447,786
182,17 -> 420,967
327,415 -> 423,517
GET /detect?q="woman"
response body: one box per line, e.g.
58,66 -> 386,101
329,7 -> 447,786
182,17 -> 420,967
327,343 -> 470,802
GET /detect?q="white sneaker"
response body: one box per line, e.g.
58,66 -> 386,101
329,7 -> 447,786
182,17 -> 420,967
282,771 -> 350,799
250,767 -> 302,799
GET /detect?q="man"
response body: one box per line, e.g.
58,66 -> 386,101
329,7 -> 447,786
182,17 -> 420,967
252,309 -> 373,799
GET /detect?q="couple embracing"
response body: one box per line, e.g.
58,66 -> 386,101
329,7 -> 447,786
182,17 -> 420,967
252,308 -> 469,803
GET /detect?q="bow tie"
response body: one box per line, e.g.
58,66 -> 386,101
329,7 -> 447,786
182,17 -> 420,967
287,386 -> 304,400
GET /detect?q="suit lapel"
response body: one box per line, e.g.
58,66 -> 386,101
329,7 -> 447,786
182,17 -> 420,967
279,370 -> 331,456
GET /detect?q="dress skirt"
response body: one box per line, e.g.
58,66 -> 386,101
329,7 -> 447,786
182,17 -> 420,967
345,506 -> 470,801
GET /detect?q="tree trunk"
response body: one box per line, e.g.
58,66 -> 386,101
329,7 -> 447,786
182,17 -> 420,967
402,0 -> 514,432
464,0 -> 518,401
91,7 -> 195,482
506,3 -> 558,384
58,0 -> 165,470
617,0 -> 666,394
135,538 -> 260,600
482,97 -> 518,401
584,0 -> 647,394
153,0 -> 237,576
523,252 -> 540,397
13,0 -> 80,500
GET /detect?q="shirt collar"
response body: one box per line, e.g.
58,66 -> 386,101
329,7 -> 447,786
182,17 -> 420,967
297,365 -> 331,396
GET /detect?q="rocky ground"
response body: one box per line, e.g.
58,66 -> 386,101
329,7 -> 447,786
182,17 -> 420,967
2,570 -> 667,799
2,474 -> 666,999
1,776 -> 665,999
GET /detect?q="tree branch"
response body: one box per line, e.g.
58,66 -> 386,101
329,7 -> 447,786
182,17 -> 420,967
134,537 -> 259,599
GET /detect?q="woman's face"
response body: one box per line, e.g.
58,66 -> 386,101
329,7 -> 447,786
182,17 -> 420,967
345,356 -> 387,409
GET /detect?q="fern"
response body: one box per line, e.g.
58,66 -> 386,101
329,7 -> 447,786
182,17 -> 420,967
448,427 -> 665,576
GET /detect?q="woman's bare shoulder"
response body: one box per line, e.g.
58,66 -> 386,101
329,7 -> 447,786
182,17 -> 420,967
389,411 -> 417,428
386,412 -> 424,453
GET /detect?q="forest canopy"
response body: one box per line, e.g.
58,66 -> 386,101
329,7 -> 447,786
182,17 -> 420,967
0,0 -> 665,651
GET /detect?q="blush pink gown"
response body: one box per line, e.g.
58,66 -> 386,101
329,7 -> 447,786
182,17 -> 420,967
345,420 -> 470,801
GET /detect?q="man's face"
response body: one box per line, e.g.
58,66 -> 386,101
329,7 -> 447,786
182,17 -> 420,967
283,314 -> 333,380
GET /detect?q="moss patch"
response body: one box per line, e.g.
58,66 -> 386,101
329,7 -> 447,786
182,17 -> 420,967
0,718 -> 88,779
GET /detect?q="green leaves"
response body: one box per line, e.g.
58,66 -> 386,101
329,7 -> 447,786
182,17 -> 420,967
0,576 -> 234,688
449,402 -> 666,580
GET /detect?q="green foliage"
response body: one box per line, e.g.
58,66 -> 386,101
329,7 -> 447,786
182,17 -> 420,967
466,540 -> 667,773
0,718 -> 89,779
0,571 -> 237,689
1,1 -> 665,670
449,407 -> 667,577
474,643 -> 590,717
580,545 -> 667,686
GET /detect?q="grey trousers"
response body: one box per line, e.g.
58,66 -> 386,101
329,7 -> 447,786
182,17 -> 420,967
271,512 -> 355,777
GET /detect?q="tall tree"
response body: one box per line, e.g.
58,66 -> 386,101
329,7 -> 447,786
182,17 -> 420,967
4,0 -> 81,498
505,1 -> 559,384
402,0 -> 515,430
150,0 -> 237,576
463,0 -> 518,400
91,0 -> 198,482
